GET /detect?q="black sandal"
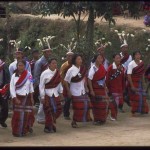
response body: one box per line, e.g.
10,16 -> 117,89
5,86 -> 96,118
52,125 -> 56,132
29,128 -> 33,133
71,121 -> 78,128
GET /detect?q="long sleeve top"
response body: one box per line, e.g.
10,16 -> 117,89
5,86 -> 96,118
10,71 -> 34,99
39,68 -> 63,99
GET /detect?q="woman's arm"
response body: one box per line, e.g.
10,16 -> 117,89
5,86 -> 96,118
84,77 -> 89,93
10,74 -> 20,104
87,79 -> 95,96
64,81 -> 72,98
127,74 -> 137,91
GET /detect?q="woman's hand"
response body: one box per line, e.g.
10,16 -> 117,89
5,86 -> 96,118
67,90 -> 72,99
90,90 -> 95,97
41,99 -> 45,104
15,98 -> 21,105
105,87 -> 109,93
85,88 -> 89,93
60,93 -> 64,101
131,86 -> 137,92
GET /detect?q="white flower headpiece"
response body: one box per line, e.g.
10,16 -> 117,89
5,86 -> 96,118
60,38 -> 77,53
0,38 -> 3,42
9,40 -> 21,49
95,37 -> 112,49
25,46 -> 31,50
114,30 -> 135,45
37,35 -> 55,49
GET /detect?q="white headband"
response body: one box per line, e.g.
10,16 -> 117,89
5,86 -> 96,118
66,51 -> 74,55
120,43 -> 128,48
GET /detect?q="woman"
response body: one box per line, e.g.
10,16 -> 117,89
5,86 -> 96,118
10,60 -> 34,137
127,51 -> 149,116
64,54 -> 92,128
106,54 -> 125,121
88,54 -> 108,125
39,58 -> 63,133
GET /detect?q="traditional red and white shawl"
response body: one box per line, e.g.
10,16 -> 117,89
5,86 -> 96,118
15,70 -> 31,90
45,69 -> 61,89
71,66 -> 87,83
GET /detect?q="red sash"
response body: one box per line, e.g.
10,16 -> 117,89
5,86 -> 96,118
110,64 -> 124,80
121,54 -> 129,64
93,64 -> 106,81
132,61 -> 145,81
45,69 -> 61,89
92,65 -> 106,89
15,70 -> 29,90
71,66 -> 87,83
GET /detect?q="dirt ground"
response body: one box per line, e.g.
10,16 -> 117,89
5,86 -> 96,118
1,102 -> 150,147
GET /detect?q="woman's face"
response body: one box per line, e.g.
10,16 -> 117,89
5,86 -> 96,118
49,60 -> 57,70
96,55 -> 104,65
17,62 -> 25,73
114,55 -> 121,65
75,56 -> 82,66
134,52 -> 141,60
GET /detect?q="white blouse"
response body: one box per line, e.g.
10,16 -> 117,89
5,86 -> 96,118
88,64 -> 98,80
64,65 -> 86,96
127,60 -> 142,74
39,68 -> 63,99
10,71 -> 34,99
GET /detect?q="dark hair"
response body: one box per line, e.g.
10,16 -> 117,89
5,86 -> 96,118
132,51 -> 141,59
32,49 -> 39,54
71,54 -> 82,65
48,58 -> 57,64
17,60 -> 26,67
18,48 -> 24,52
91,53 -> 104,63
43,45 -> 49,50
112,53 -> 121,59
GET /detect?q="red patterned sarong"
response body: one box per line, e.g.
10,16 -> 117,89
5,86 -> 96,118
11,94 -> 35,136
43,95 -> 62,129
90,64 -> 108,122
72,94 -> 92,122
128,62 -> 149,114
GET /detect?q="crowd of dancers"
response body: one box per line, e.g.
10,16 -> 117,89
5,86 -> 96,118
0,41 -> 150,137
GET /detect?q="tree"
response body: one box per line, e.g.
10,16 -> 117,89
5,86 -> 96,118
33,1 -> 141,65
34,2 -> 87,44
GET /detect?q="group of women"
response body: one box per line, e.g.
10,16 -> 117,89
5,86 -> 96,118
8,49 -> 149,137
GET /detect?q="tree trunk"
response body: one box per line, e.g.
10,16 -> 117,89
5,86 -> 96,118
76,10 -> 81,44
85,6 -> 94,66
5,2 -> 11,59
